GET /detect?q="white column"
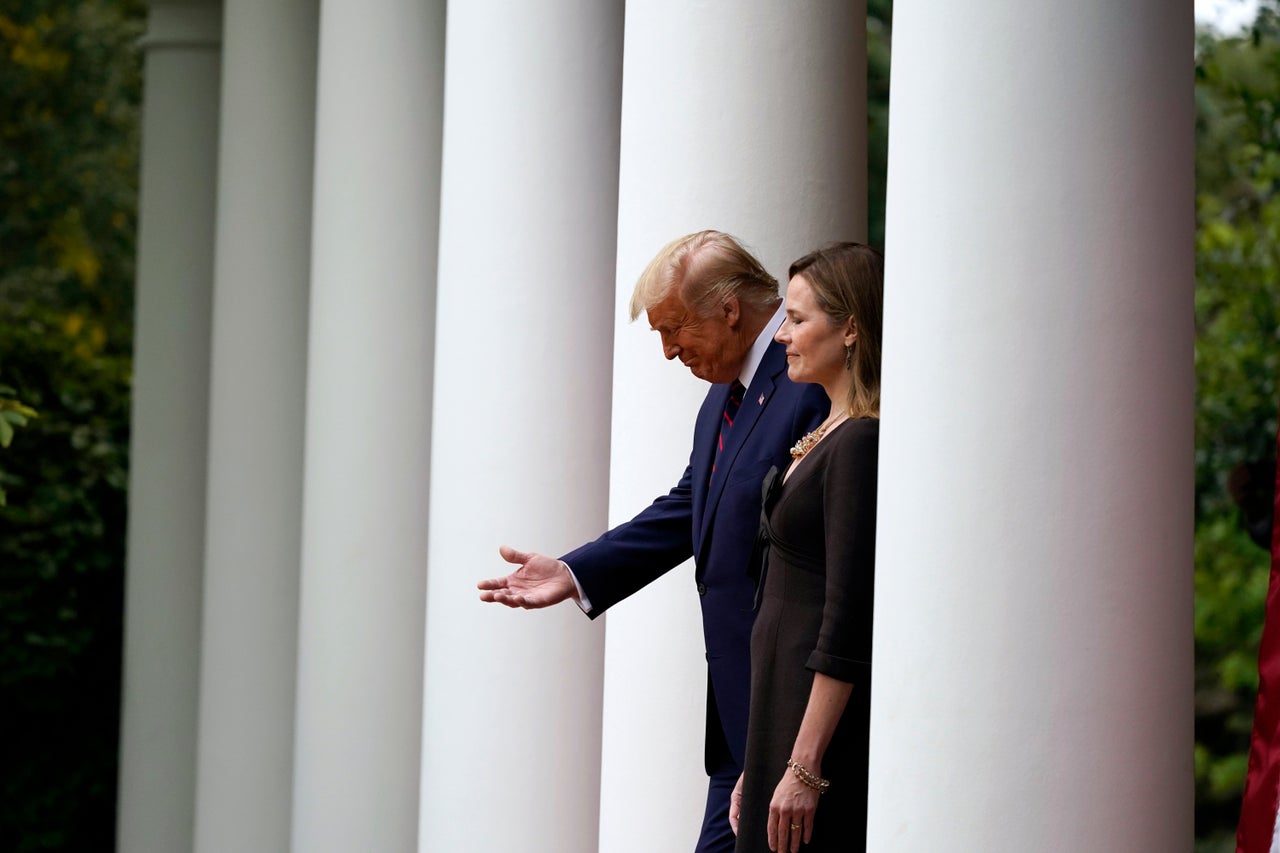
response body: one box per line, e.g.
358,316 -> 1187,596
418,2 -> 622,851
289,1 -> 444,851
117,2 -> 221,852
191,1 -> 316,851
869,2 -> 1193,850
604,4 -> 866,850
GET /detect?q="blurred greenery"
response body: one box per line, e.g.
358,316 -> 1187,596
1194,2 -> 1280,848
867,0 -> 891,251
0,0 -> 143,849
0,1 -> 144,353
0,315 -> 131,852
0,386 -> 39,506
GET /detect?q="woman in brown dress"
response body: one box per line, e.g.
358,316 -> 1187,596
730,243 -> 882,853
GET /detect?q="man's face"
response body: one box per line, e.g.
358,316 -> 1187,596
645,288 -> 745,384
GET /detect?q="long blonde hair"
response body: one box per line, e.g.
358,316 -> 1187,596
788,243 -> 883,418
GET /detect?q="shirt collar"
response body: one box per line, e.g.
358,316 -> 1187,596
738,301 -> 786,389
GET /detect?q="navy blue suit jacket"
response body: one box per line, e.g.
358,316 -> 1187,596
562,339 -> 828,774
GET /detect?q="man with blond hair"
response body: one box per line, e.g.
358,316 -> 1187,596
480,230 -> 827,852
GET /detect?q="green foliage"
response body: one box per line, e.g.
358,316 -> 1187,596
0,386 -> 39,506
0,0 -> 146,355
1196,518 -> 1270,690
1194,2 -> 1280,843
0,0 -> 143,849
867,0 -> 891,251
1195,517 -> 1270,834
0,308 -> 131,852
0,394 -> 39,449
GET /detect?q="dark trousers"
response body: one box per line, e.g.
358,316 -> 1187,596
695,760 -> 741,853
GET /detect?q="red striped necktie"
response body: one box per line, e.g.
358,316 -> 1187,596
712,379 -> 746,475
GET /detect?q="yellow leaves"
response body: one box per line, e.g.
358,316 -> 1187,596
43,217 -> 111,356
61,312 -> 109,361
73,334 -> 106,362
0,12 -> 69,74
72,251 -> 101,287
48,208 -> 101,287
11,42 -> 70,73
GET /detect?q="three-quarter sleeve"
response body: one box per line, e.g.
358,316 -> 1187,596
805,419 -> 879,683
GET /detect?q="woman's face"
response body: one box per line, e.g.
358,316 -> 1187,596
776,274 -> 852,387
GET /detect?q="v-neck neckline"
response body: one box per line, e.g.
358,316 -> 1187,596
781,417 -> 850,486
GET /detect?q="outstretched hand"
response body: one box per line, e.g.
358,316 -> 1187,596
477,545 -> 577,609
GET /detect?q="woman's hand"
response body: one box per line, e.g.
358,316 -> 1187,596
767,767 -> 819,852
729,773 -> 744,836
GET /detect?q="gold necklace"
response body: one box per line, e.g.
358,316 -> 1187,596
789,414 -> 847,460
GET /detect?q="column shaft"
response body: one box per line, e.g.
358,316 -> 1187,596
869,2 -> 1193,849
419,2 -> 623,850
289,1 -> 444,850
192,1 -> 316,850
117,3 -> 221,851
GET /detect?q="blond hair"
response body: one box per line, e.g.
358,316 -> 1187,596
788,242 -> 883,419
629,230 -> 780,321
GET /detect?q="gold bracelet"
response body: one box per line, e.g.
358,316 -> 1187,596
786,758 -> 830,794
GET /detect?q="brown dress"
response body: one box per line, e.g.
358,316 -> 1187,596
735,418 -> 878,853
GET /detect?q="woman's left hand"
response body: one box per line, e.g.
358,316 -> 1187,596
767,769 -> 819,852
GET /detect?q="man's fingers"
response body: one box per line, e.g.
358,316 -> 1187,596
476,577 -> 508,591
498,544 -> 529,565
480,589 -> 525,608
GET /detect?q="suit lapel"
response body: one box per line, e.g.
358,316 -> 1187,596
692,383 -> 730,521
696,341 -> 787,563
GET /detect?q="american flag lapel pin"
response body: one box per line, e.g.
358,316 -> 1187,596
757,393 -> 765,405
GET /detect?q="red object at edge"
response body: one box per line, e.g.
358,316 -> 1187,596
1237,428 -> 1280,853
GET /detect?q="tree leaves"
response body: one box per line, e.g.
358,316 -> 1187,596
1194,5 -> 1280,846
0,1 -> 142,848
0,386 -> 39,506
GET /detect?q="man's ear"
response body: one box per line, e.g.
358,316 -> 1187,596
722,295 -> 741,328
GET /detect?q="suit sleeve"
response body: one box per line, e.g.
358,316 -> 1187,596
560,462 -> 696,619
806,420 -> 879,683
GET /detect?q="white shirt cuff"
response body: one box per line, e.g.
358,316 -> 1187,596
562,561 -> 593,614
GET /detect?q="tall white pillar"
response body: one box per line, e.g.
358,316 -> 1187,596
869,2 -> 1193,850
191,1 -> 316,850
117,2 -> 221,851
419,3 -> 622,851
604,4 -> 866,850
289,1 -> 444,851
